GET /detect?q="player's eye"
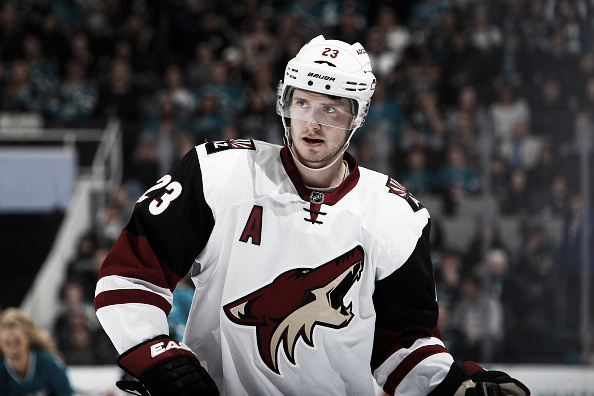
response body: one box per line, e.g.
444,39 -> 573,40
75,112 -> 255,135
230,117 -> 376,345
323,105 -> 336,113
296,100 -> 308,108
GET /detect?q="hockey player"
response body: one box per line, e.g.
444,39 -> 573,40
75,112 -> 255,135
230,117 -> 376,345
94,36 -> 530,396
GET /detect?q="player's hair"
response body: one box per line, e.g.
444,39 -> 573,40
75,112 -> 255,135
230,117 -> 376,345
0,307 -> 62,359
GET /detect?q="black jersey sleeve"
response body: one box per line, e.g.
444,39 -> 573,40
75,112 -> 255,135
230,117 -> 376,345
371,219 -> 453,395
95,147 -> 215,351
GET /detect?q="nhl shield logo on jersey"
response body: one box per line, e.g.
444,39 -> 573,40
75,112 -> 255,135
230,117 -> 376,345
223,246 -> 365,374
309,191 -> 324,204
386,177 -> 423,212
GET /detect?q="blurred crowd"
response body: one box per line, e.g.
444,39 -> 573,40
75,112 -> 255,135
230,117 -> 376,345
2,0 -> 594,365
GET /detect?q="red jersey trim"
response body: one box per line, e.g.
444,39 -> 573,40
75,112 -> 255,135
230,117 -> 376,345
280,147 -> 360,205
371,326 -> 443,371
383,344 -> 449,395
94,288 -> 172,315
97,230 -> 183,291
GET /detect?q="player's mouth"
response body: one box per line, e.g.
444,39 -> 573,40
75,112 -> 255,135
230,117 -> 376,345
302,136 -> 324,146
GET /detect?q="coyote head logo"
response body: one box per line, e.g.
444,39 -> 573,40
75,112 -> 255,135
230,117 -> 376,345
223,246 -> 364,374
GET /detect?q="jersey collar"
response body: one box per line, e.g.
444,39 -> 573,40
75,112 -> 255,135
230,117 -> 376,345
280,146 -> 359,206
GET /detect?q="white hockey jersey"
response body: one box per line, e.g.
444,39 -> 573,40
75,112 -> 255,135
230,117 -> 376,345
95,139 -> 454,396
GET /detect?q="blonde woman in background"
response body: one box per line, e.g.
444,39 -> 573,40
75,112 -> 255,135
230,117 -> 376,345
0,307 -> 73,396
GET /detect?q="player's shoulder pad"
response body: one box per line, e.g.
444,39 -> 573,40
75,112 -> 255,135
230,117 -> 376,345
386,177 -> 423,212
204,138 -> 256,154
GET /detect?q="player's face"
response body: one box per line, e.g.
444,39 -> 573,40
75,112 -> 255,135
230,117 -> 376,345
288,89 -> 353,169
0,327 -> 30,367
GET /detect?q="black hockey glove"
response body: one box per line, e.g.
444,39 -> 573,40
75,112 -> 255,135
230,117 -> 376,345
429,361 -> 530,396
115,335 -> 219,396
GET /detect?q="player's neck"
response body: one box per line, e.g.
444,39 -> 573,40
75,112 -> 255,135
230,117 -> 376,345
296,157 -> 347,190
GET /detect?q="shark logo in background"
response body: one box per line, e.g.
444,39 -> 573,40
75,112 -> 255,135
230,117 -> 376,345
223,246 -> 365,374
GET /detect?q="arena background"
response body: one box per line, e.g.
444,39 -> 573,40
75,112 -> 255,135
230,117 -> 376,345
0,0 -> 592,394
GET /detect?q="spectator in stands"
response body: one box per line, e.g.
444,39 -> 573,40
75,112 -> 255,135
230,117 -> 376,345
21,34 -> 60,100
407,88 -> 447,169
530,78 -> 574,149
580,76 -> 594,118
95,200 -> 126,248
502,224 -> 559,362
39,14 -> 70,66
490,33 -> 525,88
463,222 -> 510,277
490,84 -> 531,144
498,120 -> 542,171
140,95 -> 196,175
448,111 -> 481,172
0,308 -> 73,395
150,64 -> 196,118
69,33 -> 95,77
468,5 -> 503,54
60,323 -> 97,365
486,248 -> 510,297
519,0 -> 553,53
194,60 -> 247,118
373,6 -> 410,63
451,275 -> 505,361
2,59 -> 44,113
95,59 -> 146,173
194,93 -> 228,142
185,42 -> 216,90
435,249 -> 463,308
45,59 -> 98,123
534,173 -> 572,218
399,148 -> 434,197
407,0 -> 448,32
354,79 -> 404,174
445,85 -> 485,140
240,17 -> 277,75
433,143 -> 481,215
365,27 -> 399,80
490,155 -> 511,205
500,168 -> 533,216
561,3 -> 590,56
0,5 -> 25,61
440,30 -> 486,106
557,194 -> 594,329
119,12 -> 157,73
436,303 -> 465,361
497,0 -> 525,35
126,138 -> 163,197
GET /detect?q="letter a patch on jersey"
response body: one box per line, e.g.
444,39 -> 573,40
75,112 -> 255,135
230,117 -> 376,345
205,139 -> 256,154
239,205 -> 263,245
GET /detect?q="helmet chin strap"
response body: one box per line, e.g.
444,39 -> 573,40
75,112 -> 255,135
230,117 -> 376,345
282,115 -> 358,173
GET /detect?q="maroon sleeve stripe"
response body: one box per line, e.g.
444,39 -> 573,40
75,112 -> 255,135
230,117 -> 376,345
371,326 -> 442,371
382,344 -> 449,395
94,288 -> 172,315
97,230 -> 182,291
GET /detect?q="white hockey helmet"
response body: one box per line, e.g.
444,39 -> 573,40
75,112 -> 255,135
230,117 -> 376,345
277,35 -> 376,138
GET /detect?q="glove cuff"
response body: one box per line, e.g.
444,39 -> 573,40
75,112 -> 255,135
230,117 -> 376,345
428,361 -> 484,396
117,335 -> 199,378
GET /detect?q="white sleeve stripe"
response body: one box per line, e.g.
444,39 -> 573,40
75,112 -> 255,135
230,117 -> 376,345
96,303 -> 170,353
394,352 -> 454,396
374,337 -> 446,386
95,275 -> 173,305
